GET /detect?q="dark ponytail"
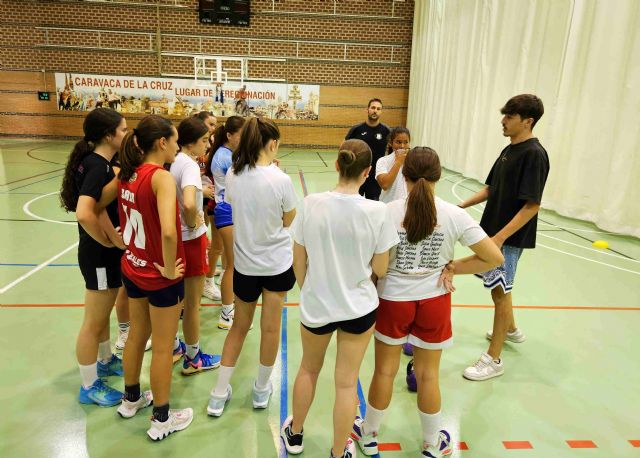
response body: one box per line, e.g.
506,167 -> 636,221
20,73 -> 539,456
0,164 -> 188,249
118,115 -> 174,182
336,139 -> 371,180
402,147 -> 441,243
206,115 -> 245,178
233,117 -> 280,174
60,108 -> 123,211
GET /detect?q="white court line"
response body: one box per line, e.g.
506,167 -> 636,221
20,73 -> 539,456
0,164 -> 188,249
0,241 -> 79,294
23,191 -> 75,225
449,177 -> 640,275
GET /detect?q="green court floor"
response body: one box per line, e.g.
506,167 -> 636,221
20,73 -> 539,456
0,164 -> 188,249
1,138 -> 639,457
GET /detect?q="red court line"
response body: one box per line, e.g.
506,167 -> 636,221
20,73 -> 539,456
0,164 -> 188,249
503,441 -> 533,449
628,440 -> 640,447
458,442 -> 469,450
2,303 -> 639,311
567,440 -> 597,448
378,443 -> 402,451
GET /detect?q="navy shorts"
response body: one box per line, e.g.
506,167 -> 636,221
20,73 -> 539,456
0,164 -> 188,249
122,274 -> 185,308
475,245 -> 524,294
214,201 -> 233,229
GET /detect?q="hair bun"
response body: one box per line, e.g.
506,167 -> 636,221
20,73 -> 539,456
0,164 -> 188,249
338,149 -> 356,165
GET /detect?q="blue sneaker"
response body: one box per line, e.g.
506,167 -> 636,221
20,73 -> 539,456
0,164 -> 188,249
422,430 -> 453,457
402,342 -> 414,356
172,340 -> 186,364
351,416 -> 378,455
78,379 -> 123,407
97,354 -> 123,377
181,350 -> 221,375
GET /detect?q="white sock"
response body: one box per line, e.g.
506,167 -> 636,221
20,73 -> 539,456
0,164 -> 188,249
362,403 -> 385,435
98,340 -> 112,364
214,365 -> 235,396
173,334 -> 180,351
419,409 -> 441,446
118,321 -> 130,333
255,364 -> 274,390
79,363 -> 98,389
186,341 -> 200,359
222,303 -> 234,315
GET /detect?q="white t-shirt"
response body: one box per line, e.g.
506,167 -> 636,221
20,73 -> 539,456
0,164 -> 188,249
375,153 -> 408,204
170,152 -> 207,241
377,196 -> 487,301
226,164 -> 297,276
291,192 -> 400,328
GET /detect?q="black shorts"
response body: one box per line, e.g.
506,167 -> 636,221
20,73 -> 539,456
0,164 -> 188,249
233,266 -> 296,303
77,237 -> 123,291
203,197 -> 214,216
358,176 -> 381,201
122,274 -> 185,308
303,308 -> 377,335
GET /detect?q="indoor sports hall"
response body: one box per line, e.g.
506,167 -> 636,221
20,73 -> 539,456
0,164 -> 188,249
1,1 -> 639,458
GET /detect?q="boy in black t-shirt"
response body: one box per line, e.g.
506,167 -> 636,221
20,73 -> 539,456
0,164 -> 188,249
458,94 -> 550,381
345,98 -> 390,200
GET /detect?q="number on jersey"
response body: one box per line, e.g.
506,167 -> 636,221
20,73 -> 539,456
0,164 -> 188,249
122,205 -> 146,249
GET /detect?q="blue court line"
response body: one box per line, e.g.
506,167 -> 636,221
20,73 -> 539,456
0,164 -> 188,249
0,263 -> 78,267
279,307 -> 289,458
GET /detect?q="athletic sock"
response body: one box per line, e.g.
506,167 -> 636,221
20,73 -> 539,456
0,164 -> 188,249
173,334 -> 180,351
125,383 -> 141,402
362,402 -> 385,435
255,364 -> 274,390
214,365 -> 235,395
79,363 -> 98,389
98,340 -> 112,364
419,409 -> 441,446
118,321 -> 130,333
186,341 -> 200,360
153,403 -> 170,422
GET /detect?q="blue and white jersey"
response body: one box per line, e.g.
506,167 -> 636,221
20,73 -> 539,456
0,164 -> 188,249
210,145 -> 232,204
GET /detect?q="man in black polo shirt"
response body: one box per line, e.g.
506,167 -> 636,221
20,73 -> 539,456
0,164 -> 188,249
458,94 -> 550,381
345,98 -> 390,200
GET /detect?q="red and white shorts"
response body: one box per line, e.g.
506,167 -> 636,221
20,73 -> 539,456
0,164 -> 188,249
375,293 -> 453,350
183,234 -> 209,277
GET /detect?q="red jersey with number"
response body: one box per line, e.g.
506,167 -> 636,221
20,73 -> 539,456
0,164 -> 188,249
118,163 -> 184,290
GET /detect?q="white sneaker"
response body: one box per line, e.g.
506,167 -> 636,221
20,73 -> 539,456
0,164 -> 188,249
252,381 -> 273,409
342,438 -> 357,457
146,408 -> 193,441
214,269 -> 225,285
145,338 -> 152,351
422,430 -> 453,457
218,306 -> 234,330
207,385 -> 232,417
203,278 -> 222,301
117,390 -> 153,418
463,352 -> 504,381
486,328 -> 526,343
115,329 -> 129,351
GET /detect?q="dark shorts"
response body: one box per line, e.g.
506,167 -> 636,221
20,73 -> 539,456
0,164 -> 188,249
233,266 -> 296,303
122,274 -> 185,308
303,308 -> 377,335
358,176 -> 381,201
77,237 -> 123,291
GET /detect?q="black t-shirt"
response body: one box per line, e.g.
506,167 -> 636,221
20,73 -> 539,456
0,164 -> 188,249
345,122 -> 390,179
74,153 -> 119,240
480,138 -> 550,249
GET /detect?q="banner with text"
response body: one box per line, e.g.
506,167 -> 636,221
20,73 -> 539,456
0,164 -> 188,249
55,73 -> 319,120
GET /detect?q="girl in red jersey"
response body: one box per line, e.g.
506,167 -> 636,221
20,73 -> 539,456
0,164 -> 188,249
115,115 -> 192,441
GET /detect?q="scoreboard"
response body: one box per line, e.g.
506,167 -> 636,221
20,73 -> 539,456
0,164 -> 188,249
199,0 -> 250,27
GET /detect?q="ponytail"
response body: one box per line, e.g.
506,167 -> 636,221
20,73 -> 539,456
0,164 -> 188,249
336,139 -> 371,180
118,115 -> 174,182
59,108 -> 123,211
206,115 -> 245,178
402,147 -> 441,243
233,117 -> 280,174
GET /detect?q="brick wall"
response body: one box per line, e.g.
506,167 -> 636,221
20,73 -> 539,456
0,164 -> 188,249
0,0 -> 414,146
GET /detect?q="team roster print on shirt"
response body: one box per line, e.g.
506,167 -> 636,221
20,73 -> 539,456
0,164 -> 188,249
393,230 -> 446,273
